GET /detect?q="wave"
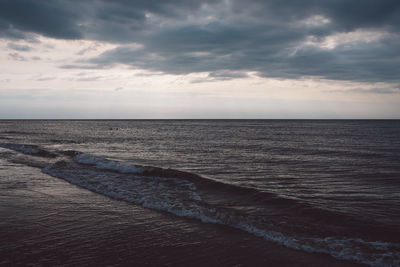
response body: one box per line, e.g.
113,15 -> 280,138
1,143 -> 399,266
75,153 -> 144,174
43,157 -> 400,266
0,143 -> 57,158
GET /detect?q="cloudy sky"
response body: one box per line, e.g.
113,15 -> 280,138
1,0 -> 400,118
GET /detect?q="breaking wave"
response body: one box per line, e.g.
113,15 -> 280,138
75,153 -> 144,174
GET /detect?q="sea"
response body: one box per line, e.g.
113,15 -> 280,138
0,120 -> 399,266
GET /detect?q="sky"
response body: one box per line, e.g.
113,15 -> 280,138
0,0 -> 400,119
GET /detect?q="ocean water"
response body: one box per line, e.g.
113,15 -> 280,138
0,120 -> 399,266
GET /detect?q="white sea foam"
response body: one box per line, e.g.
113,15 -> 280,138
75,153 -> 143,174
42,159 -> 400,267
43,160 -> 202,214
238,223 -> 400,267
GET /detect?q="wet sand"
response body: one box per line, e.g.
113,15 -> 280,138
0,160 -> 364,266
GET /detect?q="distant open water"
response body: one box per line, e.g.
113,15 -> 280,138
0,120 -> 399,266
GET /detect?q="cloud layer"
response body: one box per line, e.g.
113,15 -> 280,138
1,0 -> 400,83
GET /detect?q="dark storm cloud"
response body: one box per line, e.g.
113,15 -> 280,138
1,0 -> 400,83
88,30 -> 400,83
0,0 -> 218,41
280,39 -> 400,82
230,0 -> 400,32
0,0 -> 82,39
87,22 -> 306,73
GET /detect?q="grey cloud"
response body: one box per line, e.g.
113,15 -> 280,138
76,42 -> 105,55
208,71 -> 249,79
8,52 -> 26,61
230,0 -> 400,32
134,72 -> 164,77
86,30 -> 400,83
0,0 -> 82,39
87,22 -> 306,74
320,1 -> 400,32
4,0 -> 398,42
0,0 -> 218,41
1,0 -> 400,85
36,76 -> 55,81
75,76 -> 102,82
60,64 -> 106,70
191,71 -> 249,83
7,42 -> 31,51
330,87 -> 400,94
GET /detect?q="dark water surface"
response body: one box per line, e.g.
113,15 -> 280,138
0,120 -> 399,266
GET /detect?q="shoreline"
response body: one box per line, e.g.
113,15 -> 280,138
0,160 -> 365,266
